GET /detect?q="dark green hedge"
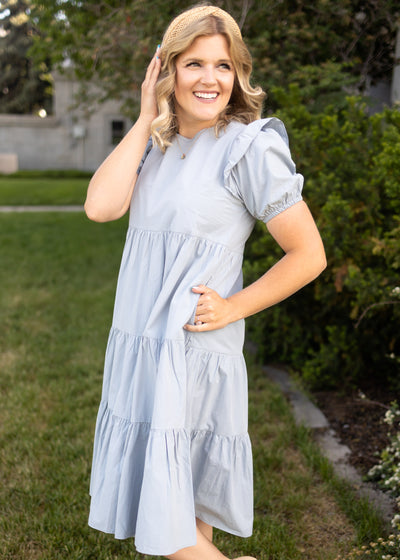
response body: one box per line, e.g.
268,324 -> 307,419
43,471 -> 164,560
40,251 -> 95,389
244,94 -> 400,390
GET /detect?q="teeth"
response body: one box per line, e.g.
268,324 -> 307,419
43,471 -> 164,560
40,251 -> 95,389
194,92 -> 218,99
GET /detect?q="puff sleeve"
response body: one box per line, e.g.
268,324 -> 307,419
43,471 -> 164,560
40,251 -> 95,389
224,118 -> 303,223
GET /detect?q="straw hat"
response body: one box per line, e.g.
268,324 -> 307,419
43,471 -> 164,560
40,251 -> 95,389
161,5 -> 242,49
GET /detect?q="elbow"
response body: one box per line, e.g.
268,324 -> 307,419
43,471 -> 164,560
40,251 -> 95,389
84,198 -> 126,223
84,176 -> 115,222
84,181 -> 109,221
311,247 -> 327,280
321,252 -> 328,272
319,242 -> 328,273
84,201 -> 109,223
84,177 -> 132,222
297,237 -> 327,283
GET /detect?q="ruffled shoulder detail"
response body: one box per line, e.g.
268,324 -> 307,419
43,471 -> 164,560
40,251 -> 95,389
224,117 -> 303,223
225,117 -> 289,175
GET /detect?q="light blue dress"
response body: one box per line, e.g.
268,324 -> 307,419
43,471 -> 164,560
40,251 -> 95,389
88,117 -> 303,555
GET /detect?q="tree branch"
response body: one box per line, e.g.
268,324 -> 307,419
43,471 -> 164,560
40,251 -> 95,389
355,301 -> 400,329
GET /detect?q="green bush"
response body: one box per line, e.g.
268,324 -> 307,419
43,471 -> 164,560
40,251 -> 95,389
244,94 -> 400,390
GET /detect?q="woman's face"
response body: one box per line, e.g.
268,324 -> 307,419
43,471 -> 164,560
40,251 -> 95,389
174,34 -> 235,138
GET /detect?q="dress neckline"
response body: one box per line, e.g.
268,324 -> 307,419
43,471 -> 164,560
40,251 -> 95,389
176,126 -> 216,142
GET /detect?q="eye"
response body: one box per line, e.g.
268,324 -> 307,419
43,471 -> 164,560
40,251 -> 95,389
186,61 -> 200,67
219,62 -> 232,70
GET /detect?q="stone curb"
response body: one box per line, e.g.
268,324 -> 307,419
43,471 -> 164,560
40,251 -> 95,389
263,365 -> 396,526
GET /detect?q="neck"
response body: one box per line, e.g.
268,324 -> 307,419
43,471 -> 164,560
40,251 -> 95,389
176,116 -> 218,139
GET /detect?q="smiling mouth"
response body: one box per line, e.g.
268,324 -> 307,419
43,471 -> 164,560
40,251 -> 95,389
194,92 -> 219,99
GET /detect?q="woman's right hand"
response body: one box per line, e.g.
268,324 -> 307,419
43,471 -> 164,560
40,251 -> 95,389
85,47 -> 162,223
140,46 -> 162,122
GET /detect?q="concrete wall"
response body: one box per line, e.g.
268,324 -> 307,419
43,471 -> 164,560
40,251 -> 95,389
0,74 -> 132,171
365,79 -> 392,114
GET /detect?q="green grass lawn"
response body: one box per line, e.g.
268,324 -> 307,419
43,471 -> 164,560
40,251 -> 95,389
0,173 -> 89,205
0,210 -> 388,560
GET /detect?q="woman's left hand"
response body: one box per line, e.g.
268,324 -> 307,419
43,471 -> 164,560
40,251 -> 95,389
183,285 -> 236,332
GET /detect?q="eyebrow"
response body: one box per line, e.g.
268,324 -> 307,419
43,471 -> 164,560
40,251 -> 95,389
181,57 -> 232,64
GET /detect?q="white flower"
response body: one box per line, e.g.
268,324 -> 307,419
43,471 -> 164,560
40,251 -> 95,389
384,410 -> 395,425
391,515 -> 400,529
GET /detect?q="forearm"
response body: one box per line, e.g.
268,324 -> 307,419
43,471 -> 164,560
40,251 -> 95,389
226,246 -> 326,323
185,202 -> 327,333
225,200 -> 327,322
84,116 -> 153,222
85,46 -> 161,223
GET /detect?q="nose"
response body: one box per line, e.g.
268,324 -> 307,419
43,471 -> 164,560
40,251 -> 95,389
200,65 -> 217,86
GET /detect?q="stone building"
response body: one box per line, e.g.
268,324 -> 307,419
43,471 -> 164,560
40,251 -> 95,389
0,72 -> 132,172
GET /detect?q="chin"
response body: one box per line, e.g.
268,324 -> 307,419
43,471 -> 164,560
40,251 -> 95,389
195,110 -> 222,123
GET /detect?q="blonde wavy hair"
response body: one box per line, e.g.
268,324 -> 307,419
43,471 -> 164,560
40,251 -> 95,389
151,6 -> 265,152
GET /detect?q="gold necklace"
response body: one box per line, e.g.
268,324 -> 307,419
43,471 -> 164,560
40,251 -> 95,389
175,129 -> 207,159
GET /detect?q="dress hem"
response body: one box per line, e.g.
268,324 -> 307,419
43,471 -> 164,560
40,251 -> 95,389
88,517 -> 252,556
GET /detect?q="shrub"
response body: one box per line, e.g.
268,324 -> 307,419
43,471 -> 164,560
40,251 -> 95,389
244,94 -> 400,390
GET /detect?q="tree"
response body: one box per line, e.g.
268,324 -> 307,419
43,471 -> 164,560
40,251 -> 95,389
0,0 -> 52,114
244,0 -> 398,88
29,0 -> 399,116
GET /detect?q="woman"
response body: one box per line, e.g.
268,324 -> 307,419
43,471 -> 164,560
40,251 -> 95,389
85,5 -> 326,560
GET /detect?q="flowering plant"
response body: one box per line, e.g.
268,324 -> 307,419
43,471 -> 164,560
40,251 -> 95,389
367,401 -> 400,532
335,534 -> 400,559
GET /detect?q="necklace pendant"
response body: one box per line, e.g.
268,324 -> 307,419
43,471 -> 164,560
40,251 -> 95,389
181,154 -> 186,159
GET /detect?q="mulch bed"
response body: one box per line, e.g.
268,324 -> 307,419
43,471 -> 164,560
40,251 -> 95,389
313,387 -> 397,475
